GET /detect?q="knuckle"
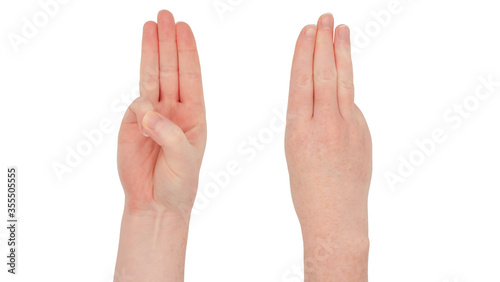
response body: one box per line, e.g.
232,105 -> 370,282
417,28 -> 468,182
140,68 -> 159,90
295,73 -> 313,86
285,123 -> 308,143
177,47 -> 198,54
314,68 -> 336,82
179,70 -> 202,80
130,97 -> 144,112
159,68 -> 177,80
338,79 -> 355,91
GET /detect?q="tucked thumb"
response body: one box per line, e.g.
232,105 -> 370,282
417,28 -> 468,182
142,111 -> 190,150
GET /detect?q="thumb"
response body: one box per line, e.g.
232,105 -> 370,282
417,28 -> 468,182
142,111 -> 192,161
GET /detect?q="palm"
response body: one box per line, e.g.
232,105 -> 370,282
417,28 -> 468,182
117,11 -> 206,213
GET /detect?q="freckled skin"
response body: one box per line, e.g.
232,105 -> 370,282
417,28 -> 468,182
285,14 -> 372,281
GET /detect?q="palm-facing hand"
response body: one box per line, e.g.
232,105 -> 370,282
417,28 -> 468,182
117,11 -> 206,216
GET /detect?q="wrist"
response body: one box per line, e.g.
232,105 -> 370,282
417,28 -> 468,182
300,216 -> 369,262
124,196 -> 193,224
302,231 -> 369,254
122,204 -> 191,230
115,200 -> 191,282
302,231 -> 369,281
298,210 -> 368,239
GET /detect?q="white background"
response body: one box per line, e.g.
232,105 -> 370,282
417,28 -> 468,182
1,0 -> 500,281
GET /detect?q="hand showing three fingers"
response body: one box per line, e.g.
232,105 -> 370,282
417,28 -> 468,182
117,11 -> 206,218
115,11 -> 206,281
285,14 -> 372,281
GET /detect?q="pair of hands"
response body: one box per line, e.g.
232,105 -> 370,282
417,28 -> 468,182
116,10 -> 371,281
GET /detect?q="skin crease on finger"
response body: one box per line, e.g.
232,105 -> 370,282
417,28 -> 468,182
285,13 -> 372,281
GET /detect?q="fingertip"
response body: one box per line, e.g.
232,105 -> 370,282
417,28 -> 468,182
157,11 -> 175,33
157,10 -> 174,22
138,116 -> 147,137
176,22 -> 192,45
142,111 -> 160,136
302,24 -> 317,40
143,21 -> 157,33
176,21 -> 191,31
142,21 -> 158,44
318,13 -> 334,30
176,22 -> 194,40
157,10 -> 175,31
336,24 -> 350,42
140,114 -> 150,137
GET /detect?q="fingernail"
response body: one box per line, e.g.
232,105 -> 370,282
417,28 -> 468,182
137,120 -> 147,137
139,115 -> 149,137
338,24 -> 349,40
137,117 -> 149,137
305,25 -> 316,38
321,13 -> 333,29
143,111 -> 161,135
